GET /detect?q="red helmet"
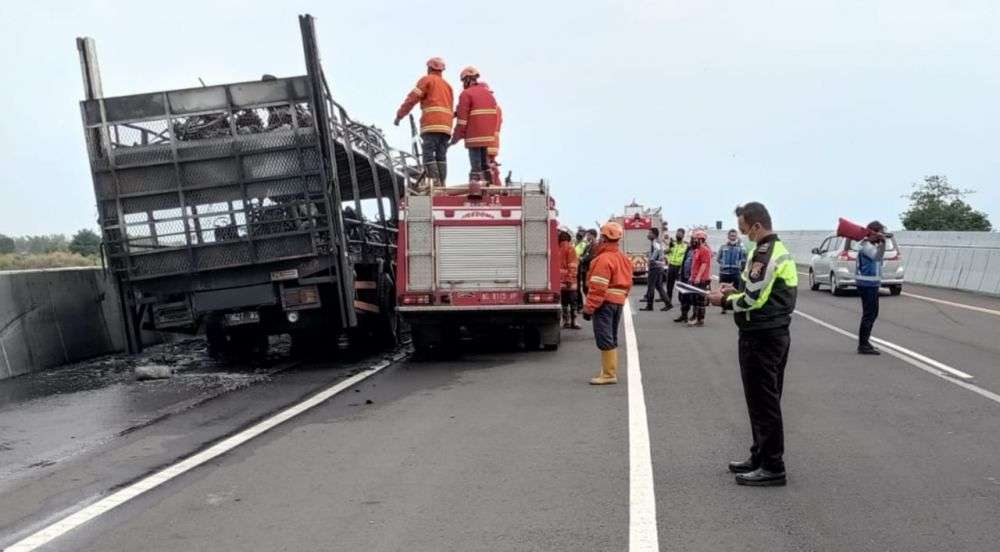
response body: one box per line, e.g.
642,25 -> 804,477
426,57 -> 446,71
460,66 -> 480,80
692,229 -> 708,241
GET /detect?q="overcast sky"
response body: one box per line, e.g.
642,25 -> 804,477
1,0 -> 997,236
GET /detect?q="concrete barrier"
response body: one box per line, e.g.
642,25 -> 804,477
702,229 -> 1000,295
0,268 -> 158,381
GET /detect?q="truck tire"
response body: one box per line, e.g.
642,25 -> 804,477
410,322 -> 442,357
540,321 -> 561,351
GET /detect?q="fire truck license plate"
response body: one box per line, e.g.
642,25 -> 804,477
451,291 -> 522,306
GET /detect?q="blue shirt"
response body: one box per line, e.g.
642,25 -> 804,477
856,239 -> 884,288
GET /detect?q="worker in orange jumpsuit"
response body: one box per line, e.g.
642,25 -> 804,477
450,66 -> 500,184
394,57 -> 454,187
582,222 -> 634,385
559,227 -> 582,330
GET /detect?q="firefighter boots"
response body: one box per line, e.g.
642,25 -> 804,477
590,349 -> 619,385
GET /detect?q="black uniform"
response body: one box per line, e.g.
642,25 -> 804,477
727,234 -> 797,472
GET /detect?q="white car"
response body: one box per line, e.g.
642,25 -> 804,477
808,235 -> 904,295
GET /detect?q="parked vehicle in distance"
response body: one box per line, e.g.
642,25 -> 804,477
808,235 -> 904,295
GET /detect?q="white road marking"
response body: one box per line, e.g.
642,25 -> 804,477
794,309 -> 971,379
797,270 -> 1000,316
901,291 -> 1000,317
622,300 -> 660,552
4,361 -> 393,552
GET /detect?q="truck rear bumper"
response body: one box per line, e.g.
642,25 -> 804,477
397,303 -> 561,325
397,304 -> 561,313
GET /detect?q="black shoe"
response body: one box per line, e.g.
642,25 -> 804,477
673,315 -> 688,323
858,345 -> 881,355
728,458 -> 757,474
661,304 -> 673,312
735,467 -> 786,486
639,305 -> 654,311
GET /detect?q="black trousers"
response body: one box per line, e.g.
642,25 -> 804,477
739,329 -> 790,472
421,132 -> 449,170
593,302 -> 623,351
644,266 -> 669,307
858,286 -> 880,348
718,272 -> 740,311
665,265 -> 680,307
468,147 -> 489,174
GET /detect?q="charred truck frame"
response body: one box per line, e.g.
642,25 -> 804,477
77,15 -> 416,357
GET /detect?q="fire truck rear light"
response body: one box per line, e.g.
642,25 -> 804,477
402,293 -> 432,305
526,292 -> 558,303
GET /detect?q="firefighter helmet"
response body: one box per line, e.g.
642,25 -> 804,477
600,222 -> 624,241
460,66 -> 480,80
426,57 -> 446,71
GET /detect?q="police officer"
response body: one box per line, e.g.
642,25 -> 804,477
664,228 -> 687,311
709,202 -> 797,486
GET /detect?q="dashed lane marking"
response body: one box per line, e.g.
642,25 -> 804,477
3,361 -> 394,552
794,310 -> 1000,407
622,300 -> 660,552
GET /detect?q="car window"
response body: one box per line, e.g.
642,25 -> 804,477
832,237 -> 843,251
818,237 -> 830,252
847,238 -> 897,252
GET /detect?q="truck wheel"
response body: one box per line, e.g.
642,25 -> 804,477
410,322 -> 441,358
889,285 -> 903,296
523,326 -> 542,351
540,321 -> 561,351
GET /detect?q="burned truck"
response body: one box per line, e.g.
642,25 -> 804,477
77,15 -> 416,357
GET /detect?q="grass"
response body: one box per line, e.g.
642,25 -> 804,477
0,252 -> 100,270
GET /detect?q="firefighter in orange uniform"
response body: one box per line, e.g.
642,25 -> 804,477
450,66 -> 500,183
395,57 -> 454,187
582,222 -> 634,385
559,227 -> 582,330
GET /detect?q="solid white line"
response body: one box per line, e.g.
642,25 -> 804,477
901,291 -> 1000,317
4,361 -> 393,552
795,309 -> 1000,405
796,270 -> 1000,317
622,300 -> 659,552
793,309 -> 971,379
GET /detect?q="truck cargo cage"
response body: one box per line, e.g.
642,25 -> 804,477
77,14 -> 418,353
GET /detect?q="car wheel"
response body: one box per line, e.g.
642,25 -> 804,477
830,272 -> 846,296
809,269 -> 820,291
889,284 -> 902,296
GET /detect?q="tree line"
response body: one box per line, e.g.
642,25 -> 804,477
0,229 -> 102,257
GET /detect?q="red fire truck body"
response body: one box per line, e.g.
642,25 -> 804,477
396,182 -> 563,353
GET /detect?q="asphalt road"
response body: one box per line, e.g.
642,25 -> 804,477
1,277 -> 999,551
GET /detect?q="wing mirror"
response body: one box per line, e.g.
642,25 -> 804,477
811,247 -> 821,255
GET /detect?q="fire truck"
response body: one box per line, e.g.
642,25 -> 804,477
396,182 -> 563,354
614,201 -> 664,282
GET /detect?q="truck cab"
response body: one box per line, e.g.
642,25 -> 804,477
396,182 -> 562,353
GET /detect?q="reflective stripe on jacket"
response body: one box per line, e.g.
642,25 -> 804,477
726,235 -> 798,332
717,242 -> 747,275
396,72 -> 454,135
585,242 -> 633,313
667,241 -> 688,267
454,83 -> 500,149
